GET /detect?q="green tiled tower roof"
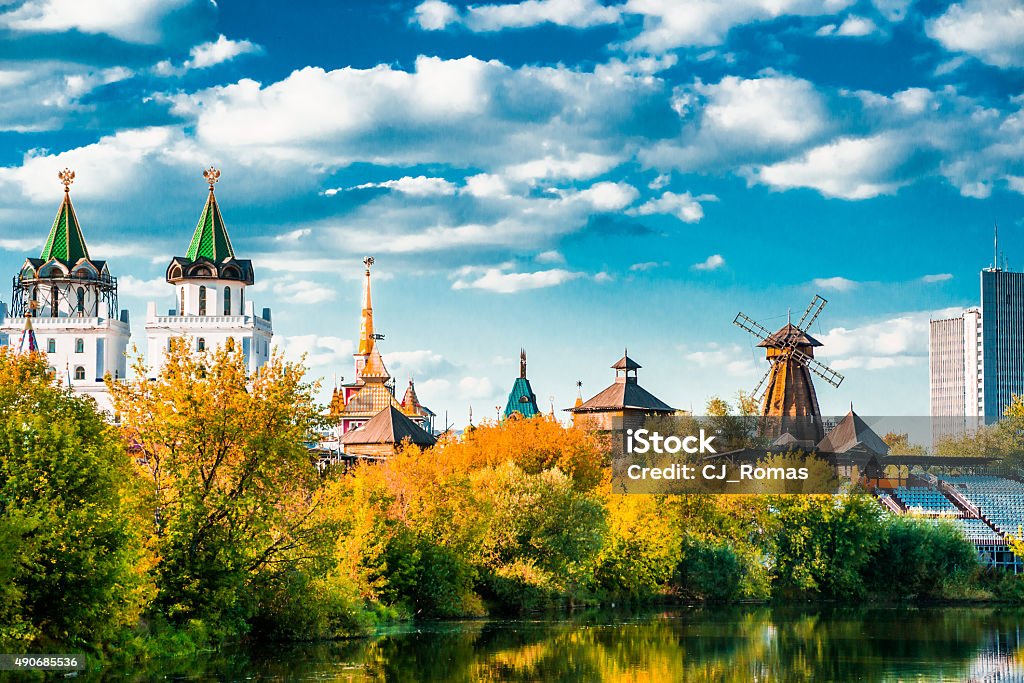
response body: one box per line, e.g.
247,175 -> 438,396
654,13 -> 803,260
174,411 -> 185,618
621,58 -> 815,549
40,185 -> 90,263
186,184 -> 235,262
504,377 -> 540,419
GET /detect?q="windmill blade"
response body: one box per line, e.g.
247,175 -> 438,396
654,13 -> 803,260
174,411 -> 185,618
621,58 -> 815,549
733,312 -> 773,343
805,356 -> 845,388
796,295 -> 827,331
751,365 -> 773,399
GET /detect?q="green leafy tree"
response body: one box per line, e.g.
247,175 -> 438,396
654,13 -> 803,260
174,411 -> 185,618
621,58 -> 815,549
0,348 -> 147,649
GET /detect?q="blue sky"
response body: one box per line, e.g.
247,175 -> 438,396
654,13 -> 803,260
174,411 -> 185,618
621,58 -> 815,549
0,0 -> 1022,425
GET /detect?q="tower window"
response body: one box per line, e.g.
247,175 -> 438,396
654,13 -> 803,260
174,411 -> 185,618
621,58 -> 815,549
75,338 -> 84,353
198,286 -> 207,316
180,287 -> 185,316
240,288 -> 245,314
197,337 -> 206,351
223,286 -> 231,315
76,287 -> 85,315
74,366 -> 85,381
46,338 -> 55,353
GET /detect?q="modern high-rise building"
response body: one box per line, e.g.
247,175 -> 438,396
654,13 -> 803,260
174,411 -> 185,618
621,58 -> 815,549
929,263 -> 1024,427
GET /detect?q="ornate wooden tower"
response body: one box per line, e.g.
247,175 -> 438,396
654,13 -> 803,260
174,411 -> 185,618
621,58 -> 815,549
733,295 -> 845,443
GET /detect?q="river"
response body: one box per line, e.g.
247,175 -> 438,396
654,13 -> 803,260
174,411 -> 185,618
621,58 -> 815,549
79,606 -> 1024,681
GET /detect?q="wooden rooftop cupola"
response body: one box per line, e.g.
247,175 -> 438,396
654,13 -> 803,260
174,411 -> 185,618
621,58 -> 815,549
612,349 -> 641,384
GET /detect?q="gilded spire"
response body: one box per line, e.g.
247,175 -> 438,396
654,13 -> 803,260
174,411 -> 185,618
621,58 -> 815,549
40,168 -> 90,263
358,256 -> 375,355
186,167 -> 235,262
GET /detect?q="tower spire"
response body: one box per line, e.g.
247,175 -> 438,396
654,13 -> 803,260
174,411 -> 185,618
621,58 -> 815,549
186,167 -> 235,262
520,348 -> 527,379
358,256 -> 375,355
40,168 -> 90,262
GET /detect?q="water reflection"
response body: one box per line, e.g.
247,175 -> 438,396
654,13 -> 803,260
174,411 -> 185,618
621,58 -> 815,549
86,607 -> 1024,681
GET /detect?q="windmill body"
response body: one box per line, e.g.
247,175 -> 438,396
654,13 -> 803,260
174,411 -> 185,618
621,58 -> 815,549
734,296 -> 844,444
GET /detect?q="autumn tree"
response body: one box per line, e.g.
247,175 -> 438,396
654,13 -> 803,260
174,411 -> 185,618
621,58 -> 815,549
110,338 -> 331,637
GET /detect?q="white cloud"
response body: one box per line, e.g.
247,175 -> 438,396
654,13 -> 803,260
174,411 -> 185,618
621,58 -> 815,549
621,0 -> 855,51
463,173 -> 510,198
155,34 -> 262,75
274,228 -> 312,243
504,152 -> 619,183
536,250 -> 566,264
685,343 -> 760,378
630,260 -> 668,271
828,15 -> 877,36
457,376 -> 495,400
452,265 -> 584,293
422,0 -> 623,32
0,236 -> 42,252
571,181 -> 639,211
926,0 -> 1024,68
921,273 -> 953,283
266,278 -> 336,305
280,334 -> 353,369
384,349 -> 456,378
119,275 -> 169,299
749,133 -> 909,199
1,0 -> 195,43
643,75 -> 830,172
413,1 -> 460,30
692,254 -> 725,271
630,190 -> 714,223
349,175 -> 457,197
812,276 -> 859,291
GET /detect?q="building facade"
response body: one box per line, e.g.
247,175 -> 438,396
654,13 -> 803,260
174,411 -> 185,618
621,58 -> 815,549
0,169 -> 130,413
929,264 -> 1024,427
145,168 -> 273,376
567,351 -> 675,431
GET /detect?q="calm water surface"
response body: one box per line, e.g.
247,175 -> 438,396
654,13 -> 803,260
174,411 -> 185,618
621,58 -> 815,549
87,606 -> 1024,681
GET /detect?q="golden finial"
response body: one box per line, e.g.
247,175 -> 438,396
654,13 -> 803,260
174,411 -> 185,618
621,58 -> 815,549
58,168 -> 75,192
27,300 -> 39,317
203,166 -> 221,191
363,255 -> 374,273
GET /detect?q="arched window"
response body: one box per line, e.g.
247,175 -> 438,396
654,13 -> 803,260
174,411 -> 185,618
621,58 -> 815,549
30,287 -> 37,303
180,287 -> 185,315
76,287 -> 84,315
50,286 -> 58,317
198,286 -> 207,316
75,338 -> 84,353
46,338 -> 56,353
197,337 -> 206,351
74,366 -> 85,381
223,286 -> 231,315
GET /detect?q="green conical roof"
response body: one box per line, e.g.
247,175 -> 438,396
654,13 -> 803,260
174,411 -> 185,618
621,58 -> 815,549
504,377 -> 540,419
186,188 -> 235,261
40,190 -> 90,262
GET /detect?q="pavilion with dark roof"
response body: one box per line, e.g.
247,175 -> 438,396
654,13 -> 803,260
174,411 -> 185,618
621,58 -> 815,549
339,405 -> 438,458
567,350 -> 675,431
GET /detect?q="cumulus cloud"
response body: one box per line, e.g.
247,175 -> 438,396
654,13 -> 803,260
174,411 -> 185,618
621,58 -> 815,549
260,277 -> 336,305
818,15 -> 877,36
749,133 -> 910,199
813,310 -> 964,371
921,273 -> 953,283
155,34 -> 262,75
119,275 -> 170,299
621,0 -> 856,52
630,190 -> 715,223
692,254 -> 725,271
630,260 -> 668,271
926,0 -> 1024,68
412,0 -> 459,30
414,0 -> 621,32
685,343 -> 760,379
280,334 -> 353,369
0,0 -> 196,43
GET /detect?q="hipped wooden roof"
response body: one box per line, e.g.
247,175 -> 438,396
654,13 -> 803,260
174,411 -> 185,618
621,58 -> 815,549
339,405 -> 437,447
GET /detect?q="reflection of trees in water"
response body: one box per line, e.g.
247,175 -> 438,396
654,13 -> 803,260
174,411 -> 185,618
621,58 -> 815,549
102,607 -> 1024,681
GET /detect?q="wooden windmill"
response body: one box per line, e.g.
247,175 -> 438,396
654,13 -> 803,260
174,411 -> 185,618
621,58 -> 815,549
733,295 -> 845,443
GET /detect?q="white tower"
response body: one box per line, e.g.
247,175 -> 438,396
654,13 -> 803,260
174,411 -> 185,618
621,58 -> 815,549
0,168 -> 131,412
145,167 -> 273,375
